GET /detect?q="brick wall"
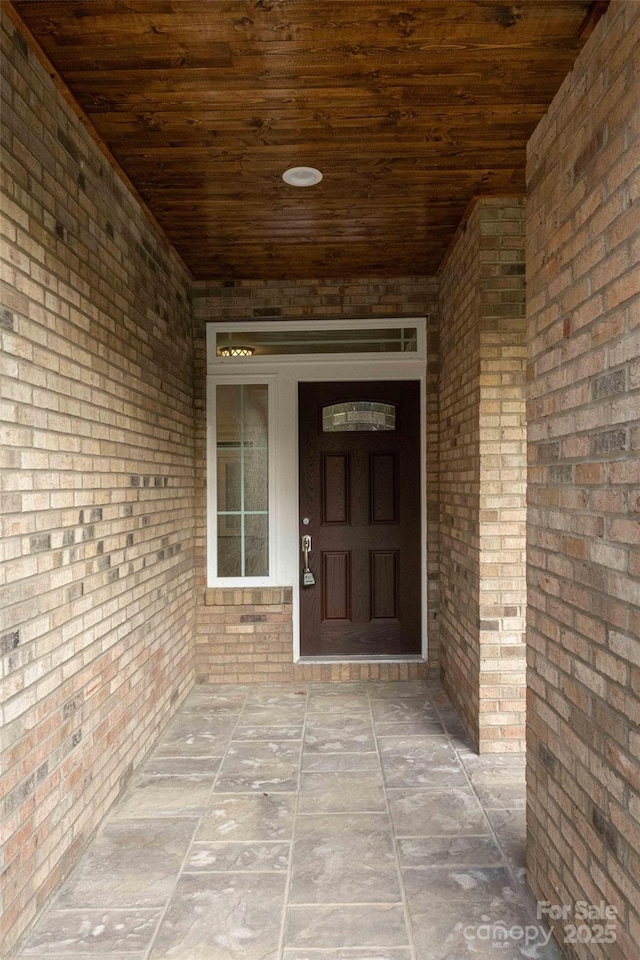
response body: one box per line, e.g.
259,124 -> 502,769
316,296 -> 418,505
198,588 -> 294,683
0,12 -> 196,956
526,2 -> 640,957
438,198 -> 527,753
198,586 -> 427,684
193,278 -> 439,681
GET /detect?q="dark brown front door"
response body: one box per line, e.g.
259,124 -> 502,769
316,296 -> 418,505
299,380 -> 422,657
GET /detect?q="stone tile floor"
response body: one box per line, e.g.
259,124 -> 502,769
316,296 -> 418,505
17,680 -> 563,960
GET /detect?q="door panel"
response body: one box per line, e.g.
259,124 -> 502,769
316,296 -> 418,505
322,454 -> 350,524
322,551 -> 351,620
370,453 -> 397,523
371,551 -> 398,620
299,381 -> 421,657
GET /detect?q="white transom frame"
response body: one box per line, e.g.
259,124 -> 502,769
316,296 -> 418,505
206,318 -> 429,662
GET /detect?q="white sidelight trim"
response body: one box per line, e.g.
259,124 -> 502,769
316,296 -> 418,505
206,374 -> 278,587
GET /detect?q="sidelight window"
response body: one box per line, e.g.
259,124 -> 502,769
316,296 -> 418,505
215,383 -> 269,578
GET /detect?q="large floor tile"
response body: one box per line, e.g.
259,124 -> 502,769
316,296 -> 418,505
379,738 -> 463,788
404,866 -> 554,959
149,872 -> 286,960
398,835 -> 504,869
54,818 -> 195,908
367,681 -> 429,699
197,792 -> 296,841
139,756 -> 222,777
302,752 -> 380,772
154,714 -> 237,756
180,690 -> 247,715
470,780 -> 527,811
371,699 -> 436,723
182,684 -> 247,700
233,724 -> 303,741
184,684 -> 249,705
299,771 -> 386,813
214,740 -> 301,792
239,704 -> 306,725
185,840 -> 290,872
304,715 -> 375,753
245,687 -> 309,705
375,719 -> 446,737
290,813 -> 401,904
284,904 -> 409,949
388,786 -> 491,837
460,754 -> 526,774
21,909 -> 162,955
111,774 -> 214,819
307,692 -> 372,714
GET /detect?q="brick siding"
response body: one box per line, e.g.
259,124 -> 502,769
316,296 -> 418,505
439,199 -> 527,753
2,0 -> 638,954
198,587 -> 428,683
193,278 -> 439,682
198,588 -> 294,683
0,12 -> 196,956
526,2 -> 640,957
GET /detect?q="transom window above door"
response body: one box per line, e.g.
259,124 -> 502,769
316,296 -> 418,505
215,326 -> 418,358
207,319 -> 426,369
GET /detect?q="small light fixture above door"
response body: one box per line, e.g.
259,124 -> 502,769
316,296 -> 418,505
282,166 -> 323,187
217,345 -> 255,357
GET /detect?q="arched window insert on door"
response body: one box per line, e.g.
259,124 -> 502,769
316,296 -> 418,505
322,401 -> 396,432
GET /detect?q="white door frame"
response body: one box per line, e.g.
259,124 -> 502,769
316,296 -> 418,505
206,318 -> 429,662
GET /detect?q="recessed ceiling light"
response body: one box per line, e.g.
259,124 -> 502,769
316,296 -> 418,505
282,166 -> 323,187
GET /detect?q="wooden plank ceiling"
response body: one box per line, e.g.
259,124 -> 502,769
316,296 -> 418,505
13,0 -> 606,280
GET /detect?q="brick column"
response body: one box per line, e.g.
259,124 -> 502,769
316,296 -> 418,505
439,198 -> 527,753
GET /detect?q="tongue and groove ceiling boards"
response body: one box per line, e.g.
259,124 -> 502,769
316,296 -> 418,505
12,1 -> 608,279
